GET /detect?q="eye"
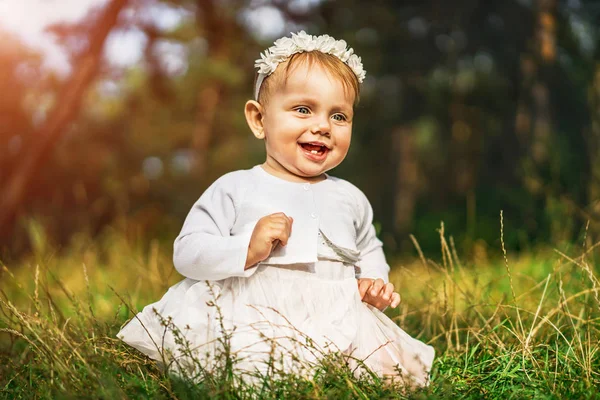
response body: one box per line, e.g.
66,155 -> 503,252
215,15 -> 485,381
332,113 -> 347,122
295,106 -> 310,115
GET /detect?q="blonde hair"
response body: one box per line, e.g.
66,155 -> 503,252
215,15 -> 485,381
256,51 -> 361,106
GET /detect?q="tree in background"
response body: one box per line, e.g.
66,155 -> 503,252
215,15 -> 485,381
1,0 -> 599,258
313,0 -> 600,252
0,0 -> 129,246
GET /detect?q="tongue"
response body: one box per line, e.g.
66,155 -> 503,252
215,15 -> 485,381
301,143 -> 323,151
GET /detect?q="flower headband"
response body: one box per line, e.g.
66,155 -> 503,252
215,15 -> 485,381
253,31 -> 366,101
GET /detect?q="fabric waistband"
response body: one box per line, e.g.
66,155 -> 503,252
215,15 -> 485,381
256,260 -> 357,281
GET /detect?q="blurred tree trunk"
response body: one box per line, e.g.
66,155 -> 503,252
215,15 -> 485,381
531,0 -> 555,166
589,65 -> 600,226
393,126 -> 419,245
0,0 -> 128,241
516,0 -> 555,193
191,0 -> 235,176
449,102 -> 482,243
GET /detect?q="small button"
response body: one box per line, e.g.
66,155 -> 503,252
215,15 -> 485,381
310,213 -> 317,219
303,183 -> 310,191
318,232 -> 321,236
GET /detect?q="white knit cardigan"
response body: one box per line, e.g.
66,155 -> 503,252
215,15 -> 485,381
173,165 -> 390,282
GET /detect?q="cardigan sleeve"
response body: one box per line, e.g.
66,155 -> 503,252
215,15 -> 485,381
173,172 -> 256,281
352,185 -> 390,283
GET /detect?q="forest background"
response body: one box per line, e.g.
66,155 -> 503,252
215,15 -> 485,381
1,0 -> 599,259
2,0 -> 600,398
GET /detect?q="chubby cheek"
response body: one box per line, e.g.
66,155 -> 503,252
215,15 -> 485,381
269,119 -> 305,142
335,131 -> 352,155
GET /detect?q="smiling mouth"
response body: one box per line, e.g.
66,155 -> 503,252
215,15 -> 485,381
299,143 -> 329,155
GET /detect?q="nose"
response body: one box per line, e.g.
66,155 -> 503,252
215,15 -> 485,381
310,115 -> 331,136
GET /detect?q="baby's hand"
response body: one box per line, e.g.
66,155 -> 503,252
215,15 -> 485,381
357,278 -> 401,311
245,213 -> 293,269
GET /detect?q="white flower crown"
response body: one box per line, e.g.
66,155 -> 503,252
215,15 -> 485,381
253,31 -> 366,100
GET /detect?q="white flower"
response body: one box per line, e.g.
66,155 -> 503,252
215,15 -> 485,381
340,48 -> 354,63
271,37 -> 296,57
255,51 -> 278,74
347,54 -> 366,81
253,31 -> 366,99
314,35 -> 336,53
330,39 -> 348,59
291,31 -> 315,50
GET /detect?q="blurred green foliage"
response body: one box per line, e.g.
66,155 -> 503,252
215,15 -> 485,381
1,0 -> 599,259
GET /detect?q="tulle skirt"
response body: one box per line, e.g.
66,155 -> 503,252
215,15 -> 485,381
117,261 -> 435,386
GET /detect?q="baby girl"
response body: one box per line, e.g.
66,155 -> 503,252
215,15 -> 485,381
118,31 -> 434,387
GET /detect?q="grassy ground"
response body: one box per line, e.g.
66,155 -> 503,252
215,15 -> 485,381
1,220 -> 599,399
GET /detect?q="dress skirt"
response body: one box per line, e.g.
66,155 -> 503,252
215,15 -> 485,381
117,261 -> 435,386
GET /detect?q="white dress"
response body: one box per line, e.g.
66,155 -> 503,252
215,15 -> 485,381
117,233 -> 435,387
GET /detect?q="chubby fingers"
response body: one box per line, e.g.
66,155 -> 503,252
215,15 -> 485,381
266,213 -> 293,246
361,279 -> 402,310
380,283 -> 401,309
390,292 -> 401,308
357,278 -> 374,300
369,278 -> 386,297
381,282 -> 395,302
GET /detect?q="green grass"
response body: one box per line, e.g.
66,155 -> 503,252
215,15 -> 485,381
1,220 -> 599,399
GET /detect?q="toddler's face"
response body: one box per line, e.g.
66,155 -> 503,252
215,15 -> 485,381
259,62 -> 354,182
